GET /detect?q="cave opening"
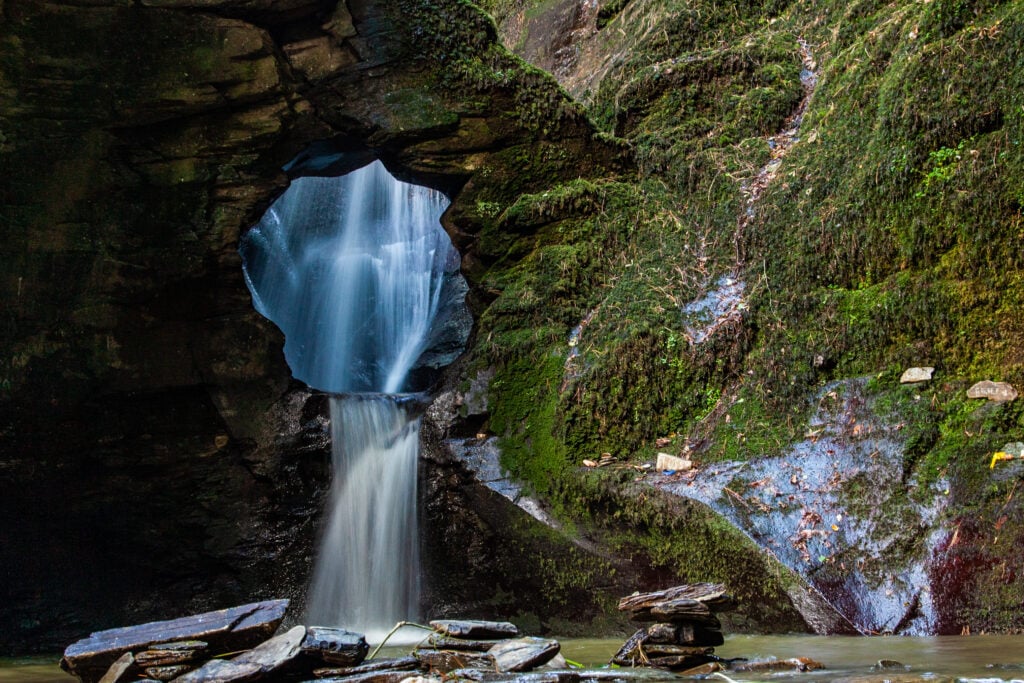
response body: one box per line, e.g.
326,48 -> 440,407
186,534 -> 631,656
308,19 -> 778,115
240,150 -> 471,640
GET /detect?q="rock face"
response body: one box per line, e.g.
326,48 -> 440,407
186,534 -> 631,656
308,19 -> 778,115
0,0 -> 624,653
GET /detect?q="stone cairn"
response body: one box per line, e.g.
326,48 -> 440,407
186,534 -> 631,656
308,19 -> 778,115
59,600 -> 565,683
612,583 -> 734,674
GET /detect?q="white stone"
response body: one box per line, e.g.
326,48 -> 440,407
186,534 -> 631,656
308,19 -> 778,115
899,367 -> 934,384
967,380 -> 1018,402
656,453 -> 692,472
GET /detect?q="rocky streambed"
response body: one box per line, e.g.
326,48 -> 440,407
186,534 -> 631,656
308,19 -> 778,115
59,585 -> 834,683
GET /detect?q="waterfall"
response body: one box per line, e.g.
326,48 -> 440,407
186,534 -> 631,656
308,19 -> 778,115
240,160 -> 460,640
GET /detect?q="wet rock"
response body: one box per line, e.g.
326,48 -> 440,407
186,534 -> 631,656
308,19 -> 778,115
641,645 -> 714,658
428,636 -> 502,652
307,672 -> 414,683
429,620 -> 520,639
97,653 -> 135,683
312,655 -> 419,679
645,654 -> 717,671
489,637 -> 561,672
731,656 -> 825,672
830,676 -> 953,683
876,659 -> 907,670
967,380 -> 1018,402
677,662 -> 722,676
135,641 -> 208,667
175,625 -> 304,682
618,584 -> 736,617
900,367 -> 934,384
146,664 -> 195,680
61,600 -> 289,683
414,648 -> 494,673
644,622 -> 723,647
301,626 -> 369,666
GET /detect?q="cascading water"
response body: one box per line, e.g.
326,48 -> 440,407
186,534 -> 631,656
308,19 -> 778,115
240,160 -> 463,640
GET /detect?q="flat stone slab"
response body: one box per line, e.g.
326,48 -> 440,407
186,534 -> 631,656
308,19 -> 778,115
168,658 -> 262,682
429,620 -> 520,640
967,380 -> 1018,402
61,599 -> 289,683
174,625 -> 304,682
312,655 -> 419,678
415,648 -> 494,673
428,635 -> 504,652
489,637 -> 560,673
302,626 -> 369,666
642,622 -> 722,646
618,584 -> 736,619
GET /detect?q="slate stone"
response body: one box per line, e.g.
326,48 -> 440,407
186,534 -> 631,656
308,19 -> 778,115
145,664 -> 194,680
174,625 -> 305,682
731,657 -> 824,672
641,645 -> 714,658
312,655 -> 419,678
489,637 -> 560,673
301,626 -> 369,666
61,600 -> 288,683
98,652 -> 135,683
618,584 -> 736,618
167,659 -> 262,683
306,673 -> 416,683
645,654 -> 716,671
135,641 -> 209,667
428,635 -> 503,652
429,620 -> 520,639
415,648 -> 494,673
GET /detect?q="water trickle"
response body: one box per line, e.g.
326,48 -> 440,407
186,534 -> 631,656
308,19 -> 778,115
241,160 -> 466,640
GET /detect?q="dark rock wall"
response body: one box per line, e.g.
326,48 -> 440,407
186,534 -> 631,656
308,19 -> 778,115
0,0 -> 623,653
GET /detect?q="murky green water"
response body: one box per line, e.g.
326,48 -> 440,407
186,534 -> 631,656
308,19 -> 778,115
560,635 -> 1024,681
9,635 -> 1024,682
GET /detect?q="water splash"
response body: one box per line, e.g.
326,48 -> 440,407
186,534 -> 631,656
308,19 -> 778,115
241,160 -> 464,639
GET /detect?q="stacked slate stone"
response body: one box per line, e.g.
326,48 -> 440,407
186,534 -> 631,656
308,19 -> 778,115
412,620 -> 561,676
60,605 -> 564,683
60,600 -> 371,683
612,583 -> 735,673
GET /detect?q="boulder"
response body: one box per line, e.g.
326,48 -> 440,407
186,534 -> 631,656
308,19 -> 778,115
967,381 -> 1018,402
61,600 -> 289,683
489,637 -> 561,672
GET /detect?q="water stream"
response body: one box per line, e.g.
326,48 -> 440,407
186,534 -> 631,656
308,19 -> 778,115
241,160 -> 462,640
